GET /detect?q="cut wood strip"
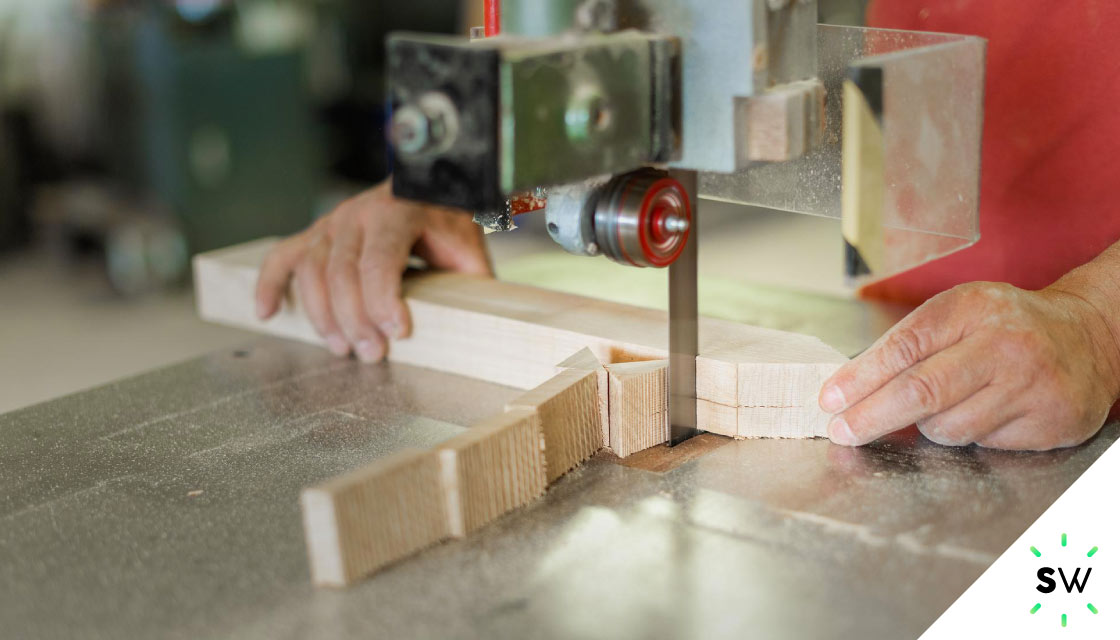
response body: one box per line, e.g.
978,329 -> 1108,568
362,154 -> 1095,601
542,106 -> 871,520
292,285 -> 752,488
437,408 -> 547,536
506,368 -> 601,483
300,448 -> 450,588
606,360 -> 670,458
193,239 -> 848,418
555,347 -> 610,447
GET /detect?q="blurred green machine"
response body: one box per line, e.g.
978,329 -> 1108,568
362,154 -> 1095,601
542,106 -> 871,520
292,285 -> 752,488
94,0 -> 464,256
98,5 -> 322,255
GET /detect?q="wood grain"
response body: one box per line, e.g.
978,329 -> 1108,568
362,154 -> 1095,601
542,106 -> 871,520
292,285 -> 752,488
300,448 -> 450,587
606,360 -> 670,458
437,408 -> 547,537
506,369 -> 601,483
555,347 -> 610,447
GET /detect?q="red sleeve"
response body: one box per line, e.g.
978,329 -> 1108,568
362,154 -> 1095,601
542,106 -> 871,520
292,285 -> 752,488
861,0 -> 1120,305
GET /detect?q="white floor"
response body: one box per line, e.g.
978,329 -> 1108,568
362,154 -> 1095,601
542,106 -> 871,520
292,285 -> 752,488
0,250 -> 255,414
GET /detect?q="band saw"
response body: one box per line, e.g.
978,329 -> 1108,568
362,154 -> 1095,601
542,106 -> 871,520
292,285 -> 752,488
383,0 -> 986,447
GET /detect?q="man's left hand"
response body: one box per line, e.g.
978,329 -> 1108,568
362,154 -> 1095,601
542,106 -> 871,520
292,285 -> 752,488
819,282 -> 1120,450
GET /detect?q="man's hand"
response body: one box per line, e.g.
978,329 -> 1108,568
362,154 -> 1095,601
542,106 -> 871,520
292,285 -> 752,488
820,281 -> 1120,450
254,179 -> 491,362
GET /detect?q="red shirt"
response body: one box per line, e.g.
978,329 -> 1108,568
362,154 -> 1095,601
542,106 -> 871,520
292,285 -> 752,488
862,0 -> 1120,305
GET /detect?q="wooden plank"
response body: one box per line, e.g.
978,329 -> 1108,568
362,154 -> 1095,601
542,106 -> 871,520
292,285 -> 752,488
506,368 -> 601,483
300,448 -> 450,588
193,239 -> 847,410
437,408 -> 547,537
194,239 -> 848,440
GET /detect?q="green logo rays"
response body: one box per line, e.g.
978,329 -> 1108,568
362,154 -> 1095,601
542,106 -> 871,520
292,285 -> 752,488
1029,534 -> 1099,628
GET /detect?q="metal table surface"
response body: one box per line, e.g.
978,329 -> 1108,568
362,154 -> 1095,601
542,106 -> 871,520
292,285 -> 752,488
2,336 -> 1116,639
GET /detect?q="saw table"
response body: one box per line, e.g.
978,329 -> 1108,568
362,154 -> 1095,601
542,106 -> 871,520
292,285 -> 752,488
1,288 -> 1115,638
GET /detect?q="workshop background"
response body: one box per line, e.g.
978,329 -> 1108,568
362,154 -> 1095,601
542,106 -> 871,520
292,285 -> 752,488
0,0 -> 870,413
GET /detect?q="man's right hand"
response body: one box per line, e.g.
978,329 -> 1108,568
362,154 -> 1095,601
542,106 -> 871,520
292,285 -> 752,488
254,179 -> 492,362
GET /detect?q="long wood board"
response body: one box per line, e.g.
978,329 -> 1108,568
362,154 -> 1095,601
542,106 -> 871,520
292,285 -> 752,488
193,238 -> 847,440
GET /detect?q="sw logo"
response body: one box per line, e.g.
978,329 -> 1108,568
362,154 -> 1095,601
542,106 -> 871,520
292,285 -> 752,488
1029,533 -> 1100,628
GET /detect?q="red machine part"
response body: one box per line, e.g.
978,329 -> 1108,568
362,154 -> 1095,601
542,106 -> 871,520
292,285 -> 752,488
595,171 -> 691,268
485,0 -> 501,37
635,176 -> 692,267
509,191 -> 548,216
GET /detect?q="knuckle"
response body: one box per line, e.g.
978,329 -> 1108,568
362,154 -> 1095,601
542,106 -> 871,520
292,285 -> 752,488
901,370 -> 944,412
885,326 -> 927,370
957,281 -> 1013,312
952,281 -> 986,299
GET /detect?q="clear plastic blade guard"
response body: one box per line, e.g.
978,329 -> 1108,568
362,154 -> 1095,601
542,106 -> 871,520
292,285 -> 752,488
700,25 -> 987,285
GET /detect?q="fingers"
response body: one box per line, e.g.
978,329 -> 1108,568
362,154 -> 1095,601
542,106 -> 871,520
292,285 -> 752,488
820,295 -> 966,415
977,409 -> 1102,451
295,237 -> 349,356
827,337 -> 996,446
327,227 -> 387,363
915,386 -> 1022,446
358,221 -> 414,341
255,235 -> 308,319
